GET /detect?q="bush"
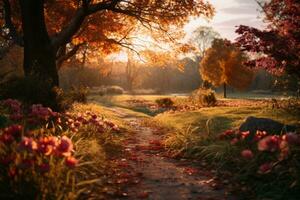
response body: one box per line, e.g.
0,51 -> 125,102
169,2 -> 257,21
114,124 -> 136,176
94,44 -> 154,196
68,86 -> 88,103
190,88 -> 217,107
155,98 -> 174,108
105,86 -> 124,95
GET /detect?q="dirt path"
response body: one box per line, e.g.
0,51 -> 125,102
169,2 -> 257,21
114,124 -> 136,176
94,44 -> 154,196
106,107 -> 234,200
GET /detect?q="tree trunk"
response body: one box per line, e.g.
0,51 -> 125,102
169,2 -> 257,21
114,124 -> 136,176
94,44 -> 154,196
223,83 -> 227,98
19,0 -> 59,87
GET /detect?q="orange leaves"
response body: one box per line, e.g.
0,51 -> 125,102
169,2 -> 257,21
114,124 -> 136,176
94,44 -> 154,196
71,37 -> 85,45
200,39 -> 254,90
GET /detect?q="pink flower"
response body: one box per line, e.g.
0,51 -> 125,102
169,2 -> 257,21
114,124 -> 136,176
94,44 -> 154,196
2,99 -> 22,112
56,136 -> 73,157
253,131 -> 268,142
112,125 -> 120,132
0,133 -> 14,144
241,149 -> 254,160
241,131 -> 250,139
279,140 -> 289,160
230,138 -> 239,145
19,137 -> 38,152
38,163 -> 50,173
4,124 -> 22,138
258,163 -> 273,174
30,104 -> 53,120
65,156 -> 78,168
283,133 -> 300,145
104,120 -> 115,128
258,136 -> 280,152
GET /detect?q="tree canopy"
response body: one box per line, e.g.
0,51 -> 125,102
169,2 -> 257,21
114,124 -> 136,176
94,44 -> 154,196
0,0 -> 214,66
235,0 -> 300,77
200,38 -> 254,97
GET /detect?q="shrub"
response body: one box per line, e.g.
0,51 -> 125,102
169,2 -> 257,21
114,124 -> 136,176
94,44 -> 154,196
68,86 -> 88,103
105,86 -> 124,95
190,88 -> 217,107
155,98 -> 174,108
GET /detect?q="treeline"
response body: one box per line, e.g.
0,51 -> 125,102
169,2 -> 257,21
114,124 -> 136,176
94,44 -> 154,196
59,58 -> 296,94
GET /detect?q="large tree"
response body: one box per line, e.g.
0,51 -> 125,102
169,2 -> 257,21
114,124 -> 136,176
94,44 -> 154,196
235,0 -> 300,78
0,0 -> 213,91
200,39 -> 254,98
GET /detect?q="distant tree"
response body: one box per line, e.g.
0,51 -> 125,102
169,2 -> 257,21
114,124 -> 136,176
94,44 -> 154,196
189,26 -> 220,60
200,39 -> 254,98
235,0 -> 300,78
125,53 -> 141,92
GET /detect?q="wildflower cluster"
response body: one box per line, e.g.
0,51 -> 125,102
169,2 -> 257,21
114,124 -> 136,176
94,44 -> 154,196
62,111 -> 120,134
0,99 -> 79,198
220,129 -> 300,174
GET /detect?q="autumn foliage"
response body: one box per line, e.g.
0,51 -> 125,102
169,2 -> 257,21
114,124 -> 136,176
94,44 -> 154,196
200,39 -> 254,97
235,0 -> 300,77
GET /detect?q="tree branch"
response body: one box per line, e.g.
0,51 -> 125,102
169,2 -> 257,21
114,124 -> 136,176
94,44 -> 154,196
51,0 -> 122,50
56,43 -> 85,69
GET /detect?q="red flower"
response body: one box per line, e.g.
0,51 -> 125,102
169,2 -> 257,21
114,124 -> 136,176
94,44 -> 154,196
279,140 -> 289,160
8,167 -> 17,178
56,136 -> 73,157
30,104 -> 53,120
2,99 -> 22,113
65,156 -> 78,168
283,133 -> 299,145
258,136 -> 280,152
230,138 -> 239,145
241,131 -> 250,139
253,131 -> 268,142
4,124 -> 22,138
37,136 -> 58,155
258,163 -> 273,174
19,137 -> 38,152
0,133 -> 14,144
241,149 -> 254,160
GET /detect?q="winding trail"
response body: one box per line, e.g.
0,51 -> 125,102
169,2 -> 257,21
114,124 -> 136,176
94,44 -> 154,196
106,107 -> 234,200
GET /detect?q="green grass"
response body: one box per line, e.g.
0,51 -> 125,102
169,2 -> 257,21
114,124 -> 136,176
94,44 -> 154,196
155,106 -> 300,134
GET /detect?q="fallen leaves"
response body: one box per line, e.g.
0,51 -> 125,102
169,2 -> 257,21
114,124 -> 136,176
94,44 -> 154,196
183,167 -> 199,175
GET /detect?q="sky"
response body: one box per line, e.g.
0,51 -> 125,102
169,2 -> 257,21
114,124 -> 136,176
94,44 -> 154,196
110,0 -> 266,61
185,0 -> 266,41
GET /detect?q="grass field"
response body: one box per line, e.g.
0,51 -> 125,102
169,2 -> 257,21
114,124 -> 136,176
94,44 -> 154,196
88,93 -> 299,135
